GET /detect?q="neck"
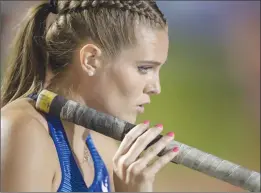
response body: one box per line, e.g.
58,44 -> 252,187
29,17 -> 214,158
45,71 -> 91,159
61,119 -> 92,163
62,119 -> 89,145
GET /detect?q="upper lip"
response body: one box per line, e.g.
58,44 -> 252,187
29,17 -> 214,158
138,101 -> 150,106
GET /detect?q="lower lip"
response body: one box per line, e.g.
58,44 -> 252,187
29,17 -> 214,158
136,106 -> 145,113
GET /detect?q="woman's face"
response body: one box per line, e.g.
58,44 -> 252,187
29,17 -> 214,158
80,26 -> 169,124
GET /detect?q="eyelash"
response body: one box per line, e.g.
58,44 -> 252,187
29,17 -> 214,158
137,66 -> 153,74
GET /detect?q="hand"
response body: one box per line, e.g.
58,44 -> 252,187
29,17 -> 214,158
112,121 -> 179,192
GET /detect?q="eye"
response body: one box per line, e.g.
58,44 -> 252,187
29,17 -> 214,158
137,66 -> 153,74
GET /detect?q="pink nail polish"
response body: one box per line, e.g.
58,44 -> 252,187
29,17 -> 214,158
167,132 -> 174,137
155,124 -> 163,129
143,120 -> 150,124
173,147 -> 179,152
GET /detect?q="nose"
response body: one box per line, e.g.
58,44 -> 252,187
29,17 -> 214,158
144,76 -> 161,95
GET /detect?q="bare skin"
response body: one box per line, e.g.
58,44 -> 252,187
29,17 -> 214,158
1,26 -> 179,192
1,98 -> 117,191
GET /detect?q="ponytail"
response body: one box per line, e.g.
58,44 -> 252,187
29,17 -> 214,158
1,2 -> 51,107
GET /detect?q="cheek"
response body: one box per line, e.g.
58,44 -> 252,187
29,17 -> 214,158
115,66 -> 145,100
91,64 -> 145,110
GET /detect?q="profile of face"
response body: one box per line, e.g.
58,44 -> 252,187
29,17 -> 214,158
77,26 -> 169,124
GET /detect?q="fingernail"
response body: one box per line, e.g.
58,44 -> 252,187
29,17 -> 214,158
143,120 -> 150,124
173,147 -> 179,152
167,132 -> 174,137
155,124 -> 163,129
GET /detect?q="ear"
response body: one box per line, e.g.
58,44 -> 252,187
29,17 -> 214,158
79,44 -> 102,76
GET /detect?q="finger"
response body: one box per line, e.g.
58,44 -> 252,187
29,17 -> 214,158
123,124 -> 164,164
139,132 -> 175,166
145,146 -> 179,175
125,161 -> 144,183
113,120 -> 150,162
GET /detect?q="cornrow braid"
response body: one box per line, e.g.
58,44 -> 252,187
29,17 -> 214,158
2,0 -> 167,105
56,0 -> 166,25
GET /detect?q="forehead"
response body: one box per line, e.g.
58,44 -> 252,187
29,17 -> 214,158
134,26 -> 169,64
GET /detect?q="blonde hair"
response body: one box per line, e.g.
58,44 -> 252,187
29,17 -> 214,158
1,0 -> 167,106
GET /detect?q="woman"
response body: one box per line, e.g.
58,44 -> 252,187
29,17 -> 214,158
1,0 -> 179,192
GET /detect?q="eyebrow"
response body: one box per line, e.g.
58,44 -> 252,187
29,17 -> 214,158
136,60 -> 162,66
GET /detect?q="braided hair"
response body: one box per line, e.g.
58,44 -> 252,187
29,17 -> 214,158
57,0 -> 165,23
1,0 -> 167,106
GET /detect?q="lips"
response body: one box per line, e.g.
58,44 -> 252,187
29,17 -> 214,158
136,105 -> 145,113
136,101 -> 150,113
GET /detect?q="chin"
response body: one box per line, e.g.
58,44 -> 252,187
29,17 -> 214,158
127,118 -> 137,124
105,108 -> 137,124
123,115 -> 137,124
114,114 -> 137,124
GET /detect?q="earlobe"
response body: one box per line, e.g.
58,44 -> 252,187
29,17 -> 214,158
82,54 -> 96,76
84,59 -> 96,77
88,71 -> 94,77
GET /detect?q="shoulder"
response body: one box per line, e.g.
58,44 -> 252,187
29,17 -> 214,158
1,97 -> 52,142
1,98 -> 57,191
1,98 -> 52,147
1,98 -> 48,128
1,98 -> 55,159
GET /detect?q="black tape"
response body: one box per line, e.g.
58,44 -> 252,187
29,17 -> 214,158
49,95 -> 67,117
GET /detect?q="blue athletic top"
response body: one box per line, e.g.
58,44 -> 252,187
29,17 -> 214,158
28,94 -> 111,192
